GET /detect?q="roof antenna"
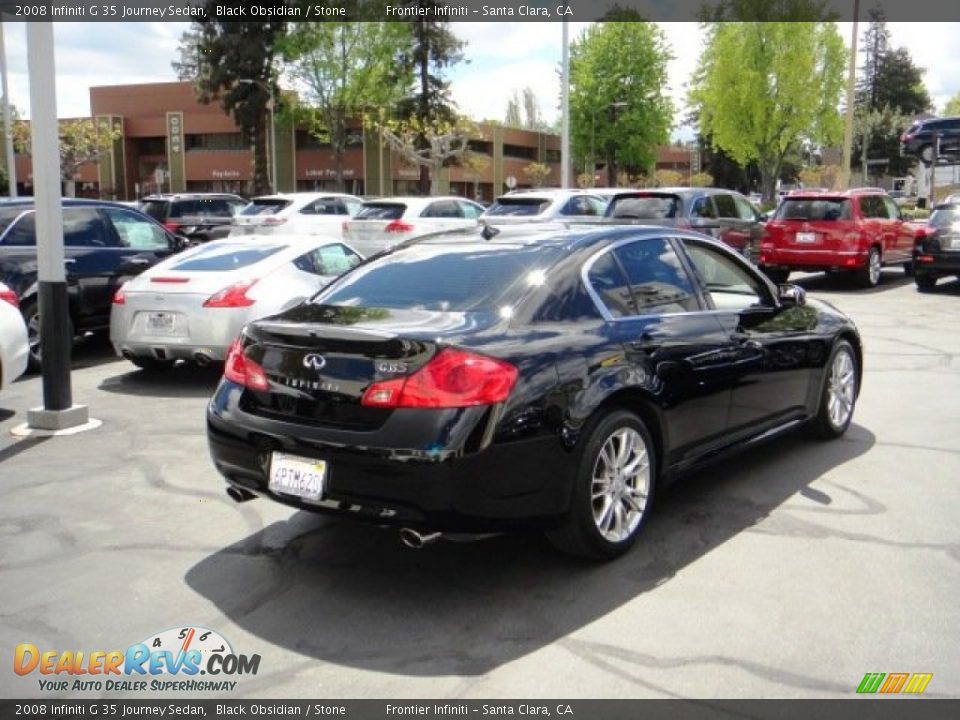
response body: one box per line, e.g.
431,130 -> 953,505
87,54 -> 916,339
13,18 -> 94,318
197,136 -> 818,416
481,224 -> 500,241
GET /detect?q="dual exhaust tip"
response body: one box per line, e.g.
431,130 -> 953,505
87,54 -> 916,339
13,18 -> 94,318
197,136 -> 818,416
120,350 -> 215,367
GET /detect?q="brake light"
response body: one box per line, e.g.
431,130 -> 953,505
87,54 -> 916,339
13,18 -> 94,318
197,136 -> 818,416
112,284 -> 127,305
150,276 -> 190,284
361,348 -> 518,409
263,217 -> 287,227
223,337 -> 269,391
0,287 -> 18,308
163,220 -> 181,231
203,279 -> 258,308
385,220 -> 414,233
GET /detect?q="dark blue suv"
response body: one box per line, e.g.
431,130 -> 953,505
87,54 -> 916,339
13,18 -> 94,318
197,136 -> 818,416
0,198 -> 185,370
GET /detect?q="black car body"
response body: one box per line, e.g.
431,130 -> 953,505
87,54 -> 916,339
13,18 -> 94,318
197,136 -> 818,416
900,116 -> 960,165
603,187 -> 765,261
140,193 -> 248,243
207,225 -> 862,558
0,198 -> 185,368
913,202 -> 960,291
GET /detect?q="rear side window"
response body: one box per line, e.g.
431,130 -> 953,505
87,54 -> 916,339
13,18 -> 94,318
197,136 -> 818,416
775,199 -> 852,221
689,196 -> 717,219
63,209 -> 112,247
0,209 -> 29,240
102,208 -> 170,250
354,203 -> 406,220
606,194 -> 680,220
313,244 -> 362,276
168,243 -> 285,272
859,196 -> 888,219
484,198 -> 551,217
169,199 -> 235,218
421,200 -> 462,218
140,201 -> 170,221
561,196 -> 601,217
586,253 -> 635,318
301,198 -> 349,216
241,199 -> 292,216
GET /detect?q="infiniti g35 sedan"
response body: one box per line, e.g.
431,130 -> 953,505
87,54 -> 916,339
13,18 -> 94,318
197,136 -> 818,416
207,225 -> 862,559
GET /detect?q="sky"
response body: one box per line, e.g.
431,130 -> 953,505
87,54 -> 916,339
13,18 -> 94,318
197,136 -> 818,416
2,21 -> 959,142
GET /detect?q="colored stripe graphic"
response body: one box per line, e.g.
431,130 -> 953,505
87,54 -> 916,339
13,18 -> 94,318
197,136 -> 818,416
857,673 -> 886,693
903,673 -> 933,694
880,673 -> 909,693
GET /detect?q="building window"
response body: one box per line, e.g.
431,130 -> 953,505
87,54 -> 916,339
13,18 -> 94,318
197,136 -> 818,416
503,143 -> 537,161
184,133 -> 246,152
295,130 -> 330,150
544,149 -> 561,163
135,137 -> 166,156
468,140 -> 493,155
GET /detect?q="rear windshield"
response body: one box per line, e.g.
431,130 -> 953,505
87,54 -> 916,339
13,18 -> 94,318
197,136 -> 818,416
241,199 -> 291,216
605,194 -> 680,219
168,243 -> 286,272
354,203 -> 406,220
774,198 -> 852,221
930,206 -> 960,228
484,198 -> 552,217
167,199 -> 238,218
315,245 -> 565,312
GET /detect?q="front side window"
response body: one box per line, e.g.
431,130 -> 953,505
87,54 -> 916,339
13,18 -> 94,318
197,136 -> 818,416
613,239 -> 699,314
311,243 -> 362,276
63,209 -> 112,247
683,241 -> 768,311
689,196 -> 717,219
422,200 -> 462,218
586,252 -> 635,318
713,194 -> 738,219
733,195 -> 758,221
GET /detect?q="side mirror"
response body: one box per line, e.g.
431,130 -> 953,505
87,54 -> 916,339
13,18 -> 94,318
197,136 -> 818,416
758,212 -> 770,223
777,283 -> 806,308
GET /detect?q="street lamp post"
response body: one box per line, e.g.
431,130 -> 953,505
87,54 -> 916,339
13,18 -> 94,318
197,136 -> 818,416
1,19 -> 17,197
239,78 -> 276,193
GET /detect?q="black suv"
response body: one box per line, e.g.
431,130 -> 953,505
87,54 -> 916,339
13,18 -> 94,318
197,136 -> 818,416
900,117 -> 960,165
913,201 -> 960,291
0,199 -> 185,370
140,193 -> 248,243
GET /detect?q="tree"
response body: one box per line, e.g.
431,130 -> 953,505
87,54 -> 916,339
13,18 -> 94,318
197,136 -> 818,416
690,21 -> 846,202
171,24 -> 205,81
377,114 -> 476,195
943,93 -> 960,117
393,7 -> 465,194
652,169 -> 684,187
523,162 -> 551,188
569,22 -> 673,186
460,152 -> 489,200
688,172 -> 714,187
504,92 -> 522,128
173,10 -> 287,195
282,21 -> 412,191
854,104 -> 906,183
14,117 -> 122,198
855,6 -> 891,110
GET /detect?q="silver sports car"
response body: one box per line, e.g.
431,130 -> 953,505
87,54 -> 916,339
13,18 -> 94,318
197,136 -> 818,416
110,235 -> 362,370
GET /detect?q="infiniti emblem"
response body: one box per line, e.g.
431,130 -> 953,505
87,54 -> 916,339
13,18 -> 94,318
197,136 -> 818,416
303,354 -> 326,371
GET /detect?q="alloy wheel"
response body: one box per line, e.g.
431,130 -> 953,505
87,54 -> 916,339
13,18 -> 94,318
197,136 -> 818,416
827,349 -> 856,429
590,427 -> 651,543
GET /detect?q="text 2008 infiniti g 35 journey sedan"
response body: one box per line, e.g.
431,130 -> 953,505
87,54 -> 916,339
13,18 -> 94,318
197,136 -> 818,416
207,225 -> 862,559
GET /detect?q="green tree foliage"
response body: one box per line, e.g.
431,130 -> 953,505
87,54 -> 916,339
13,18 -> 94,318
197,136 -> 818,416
173,8 -> 288,195
569,22 -> 673,186
522,162 -> 551,188
690,21 -> 846,202
282,20 -> 412,191
943,93 -> 960,117
393,6 -> 466,193
504,93 -> 522,128
504,87 -> 548,131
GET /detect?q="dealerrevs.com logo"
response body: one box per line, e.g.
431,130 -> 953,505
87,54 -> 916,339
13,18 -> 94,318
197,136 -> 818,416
14,627 -> 261,693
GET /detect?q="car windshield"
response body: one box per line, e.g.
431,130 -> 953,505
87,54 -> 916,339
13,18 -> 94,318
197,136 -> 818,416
315,245 -> 566,312
930,206 -> 960,229
606,194 -> 680,219
354,203 -> 406,220
484,198 -> 552,217
167,243 -> 286,272
775,198 -> 852,221
241,199 -> 291,216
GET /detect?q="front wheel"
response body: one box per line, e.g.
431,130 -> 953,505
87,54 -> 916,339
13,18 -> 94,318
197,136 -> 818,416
808,340 -> 858,440
547,410 -> 656,560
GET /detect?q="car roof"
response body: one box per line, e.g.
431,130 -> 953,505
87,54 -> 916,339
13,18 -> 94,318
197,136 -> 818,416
361,196 -> 477,204
251,192 -> 361,201
140,193 -> 246,201
0,197 -> 150,211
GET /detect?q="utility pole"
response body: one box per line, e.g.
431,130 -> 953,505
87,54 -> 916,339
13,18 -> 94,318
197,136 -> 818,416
837,0 -> 860,191
560,20 -> 571,189
0,19 -> 17,196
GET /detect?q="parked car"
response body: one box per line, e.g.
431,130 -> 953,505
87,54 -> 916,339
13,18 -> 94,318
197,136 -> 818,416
140,193 -> 248,244
900,116 -> 960,165
603,187 -> 765,261
759,188 -> 915,287
207,224 -> 862,560
0,281 -> 28,393
481,189 -> 607,225
230,192 -> 363,239
912,201 -> 960,292
341,196 -> 485,258
0,199 -> 186,370
111,235 -> 363,371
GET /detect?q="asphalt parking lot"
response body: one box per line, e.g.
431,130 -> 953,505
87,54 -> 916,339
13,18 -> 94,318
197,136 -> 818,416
1,271 -> 959,700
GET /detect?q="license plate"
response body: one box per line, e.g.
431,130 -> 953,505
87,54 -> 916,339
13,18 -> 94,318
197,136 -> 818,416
795,232 -> 817,243
269,452 -> 327,501
146,312 -> 175,333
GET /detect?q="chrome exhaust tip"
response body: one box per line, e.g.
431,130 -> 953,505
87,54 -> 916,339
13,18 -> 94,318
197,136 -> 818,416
226,486 -> 257,503
399,528 -> 442,549
194,352 -> 213,367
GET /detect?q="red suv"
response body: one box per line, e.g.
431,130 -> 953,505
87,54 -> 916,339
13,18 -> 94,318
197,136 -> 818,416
759,189 -> 915,287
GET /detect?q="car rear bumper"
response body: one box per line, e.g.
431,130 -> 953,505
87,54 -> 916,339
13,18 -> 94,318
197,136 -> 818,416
759,247 -> 866,271
111,303 -> 248,361
914,250 -> 960,275
206,382 -> 576,532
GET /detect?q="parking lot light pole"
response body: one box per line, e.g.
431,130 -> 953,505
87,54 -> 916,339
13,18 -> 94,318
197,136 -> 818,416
239,78 -> 276,193
560,20 -> 571,189
1,19 -> 17,197
25,22 -> 89,432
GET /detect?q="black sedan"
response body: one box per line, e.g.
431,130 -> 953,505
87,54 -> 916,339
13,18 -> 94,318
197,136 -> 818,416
913,201 -> 960,291
207,225 -> 862,559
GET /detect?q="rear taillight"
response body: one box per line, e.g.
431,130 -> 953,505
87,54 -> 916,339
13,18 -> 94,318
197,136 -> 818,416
901,133 -> 913,143
203,279 -> 258,308
163,220 -> 181,232
361,348 -> 518,409
385,220 -> 414,233
263,217 -> 287,227
0,287 -> 18,308
150,276 -> 190,284
112,284 -> 127,305
223,337 -> 269,391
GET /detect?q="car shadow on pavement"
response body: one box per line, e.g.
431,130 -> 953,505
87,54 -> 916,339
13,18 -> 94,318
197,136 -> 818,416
185,424 -> 875,679
98,362 -> 223,399
793,271 -> 913,294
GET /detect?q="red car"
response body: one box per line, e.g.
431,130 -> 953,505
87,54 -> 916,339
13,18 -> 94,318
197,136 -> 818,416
759,189 -> 916,287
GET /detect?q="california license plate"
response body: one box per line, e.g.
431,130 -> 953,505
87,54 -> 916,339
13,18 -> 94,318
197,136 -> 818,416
795,232 -> 817,243
268,452 -> 327,501
146,312 -> 175,333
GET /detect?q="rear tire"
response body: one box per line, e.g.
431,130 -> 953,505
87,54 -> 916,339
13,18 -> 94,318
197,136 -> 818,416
127,355 -> 175,372
903,261 -> 914,277
920,144 -> 934,165
855,247 -> 882,288
915,272 -> 937,292
760,267 -> 790,284
546,410 -> 656,560
808,340 -> 858,440
20,298 -> 74,373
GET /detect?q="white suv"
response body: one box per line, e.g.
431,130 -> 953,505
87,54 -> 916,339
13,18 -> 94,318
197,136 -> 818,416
480,189 -> 608,225
231,192 -> 363,238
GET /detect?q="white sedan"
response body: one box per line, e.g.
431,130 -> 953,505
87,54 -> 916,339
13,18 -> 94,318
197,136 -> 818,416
0,282 -> 29,392
341,196 -> 485,258
110,236 -> 363,371
230,192 -> 363,239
